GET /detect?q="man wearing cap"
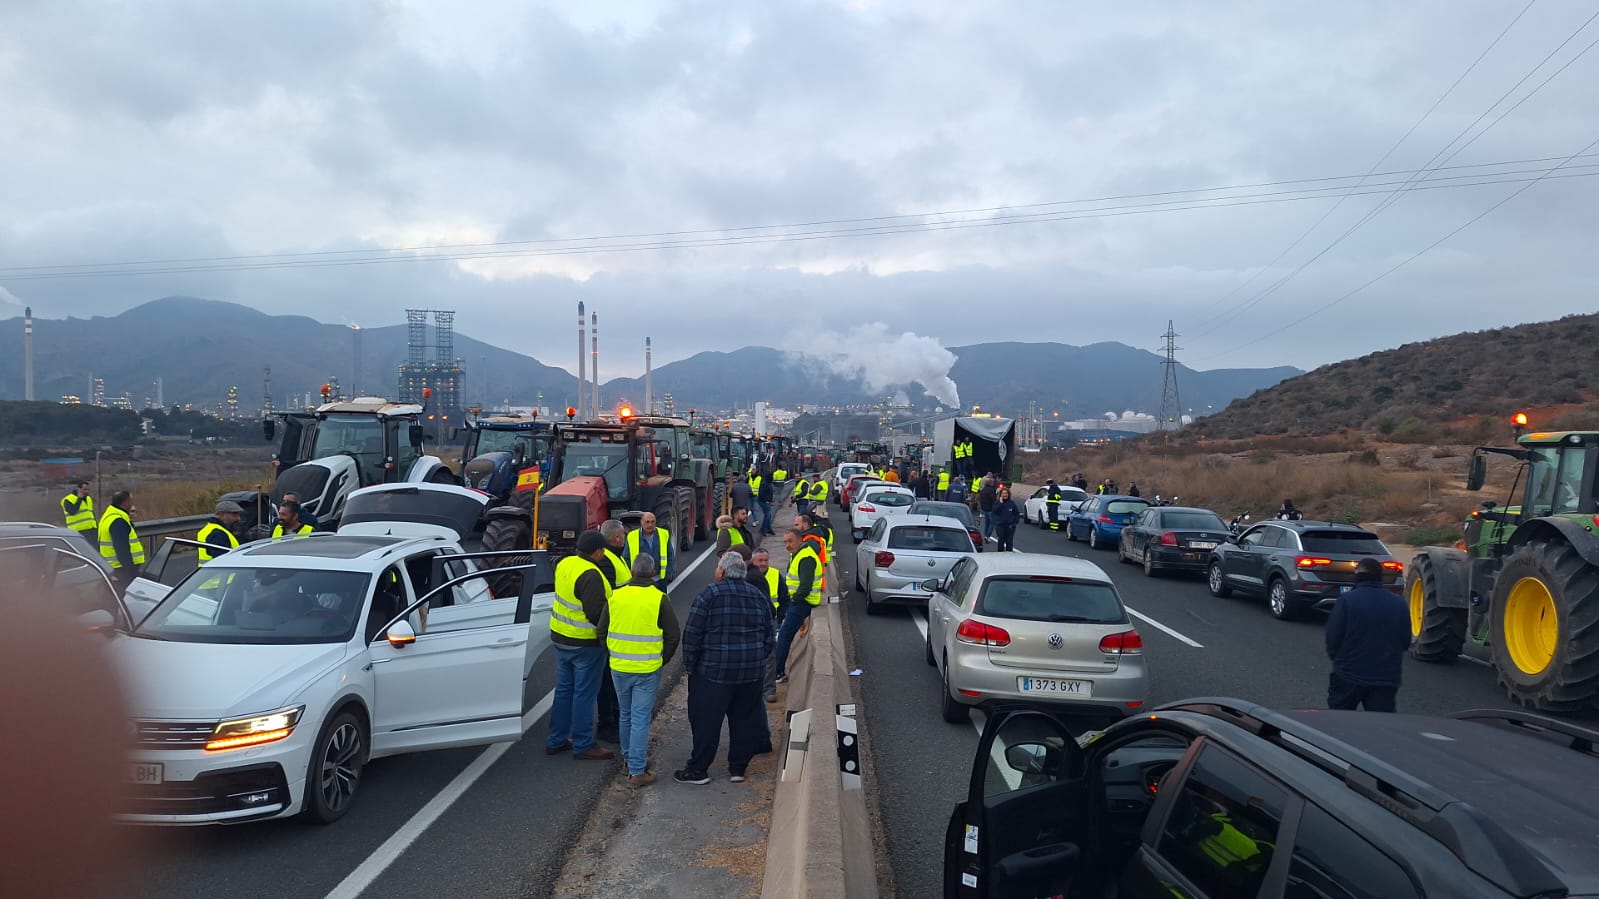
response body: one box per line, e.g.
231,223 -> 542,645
547,531 -> 617,761
197,501 -> 243,565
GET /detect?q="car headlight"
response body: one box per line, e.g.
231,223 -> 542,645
206,706 -> 305,752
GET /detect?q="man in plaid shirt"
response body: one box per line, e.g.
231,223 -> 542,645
675,551 -> 775,785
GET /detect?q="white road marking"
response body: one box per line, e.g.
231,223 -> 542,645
327,542 -> 720,899
909,607 -> 985,738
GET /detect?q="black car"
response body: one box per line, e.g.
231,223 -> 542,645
944,698 -> 1599,899
1205,520 -> 1402,620
907,501 -> 984,552
1116,507 -> 1229,577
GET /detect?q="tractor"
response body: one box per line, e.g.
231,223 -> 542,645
1408,413 -> 1599,711
264,393 -> 453,527
456,414 -> 555,511
631,414 -> 717,542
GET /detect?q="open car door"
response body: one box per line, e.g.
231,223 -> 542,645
947,709 -> 1088,899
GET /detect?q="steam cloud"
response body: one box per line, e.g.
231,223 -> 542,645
0,286 -> 22,307
792,323 -> 961,407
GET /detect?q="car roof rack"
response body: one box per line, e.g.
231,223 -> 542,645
1451,708 -> 1599,756
1158,698 -> 1569,898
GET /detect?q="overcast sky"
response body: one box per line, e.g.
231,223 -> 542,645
1,0 -> 1595,379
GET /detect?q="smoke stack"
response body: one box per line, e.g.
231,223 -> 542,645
577,302 -> 587,419
23,306 -> 34,401
645,337 -> 653,415
591,311 -> 600,418
351,325 -> 363,397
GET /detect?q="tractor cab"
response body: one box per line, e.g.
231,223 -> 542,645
1465,428 -> 1599,555
458,415 -> 554,505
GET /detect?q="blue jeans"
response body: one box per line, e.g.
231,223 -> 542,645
773,602 -> 815,678
611,669 -> 661,775
982,508 -> 996,538
757,499 -> 775,534
549,644 -> 606,754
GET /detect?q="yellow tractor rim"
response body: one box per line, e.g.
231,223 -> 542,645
1408,578 -> 1424,637
1503,576 -> 1558,676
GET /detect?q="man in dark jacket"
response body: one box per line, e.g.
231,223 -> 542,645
1325,558 -> 1411,712
676,551 -> 774,785
977,474 -> 998,539
909,469 -> 930,500
755,470 -> 776,536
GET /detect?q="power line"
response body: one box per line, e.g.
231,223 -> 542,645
1195,135 -> 1599,364
1189,0 -> 1539,321
3,164 -> 1597,282
1189,6 -> 1599,339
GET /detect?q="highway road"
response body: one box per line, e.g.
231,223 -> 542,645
120,539 -> 729,899
827,501 -> 1590,899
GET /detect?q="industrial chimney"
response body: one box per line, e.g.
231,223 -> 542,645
645,337 -> 653,415
590,311 -> 600,418
351,324 -> 363,397
23,306 -> 34,401
577,302 -> 587,419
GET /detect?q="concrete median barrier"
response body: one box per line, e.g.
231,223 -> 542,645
761,562 -> 877,899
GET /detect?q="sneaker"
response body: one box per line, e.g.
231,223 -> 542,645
729,771 -> 747,783
673,768 -> 711,785
626,772 -> 657,787
764,692 -> 778,704
774,674 -> 788,685
574,745 -> 616,761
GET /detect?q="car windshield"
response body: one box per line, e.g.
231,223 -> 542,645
475,428 -> 550,461
908,502 -> 974,526
888,525 -> 973,552
136,567 -> 372,644
564,444 -> 632,500
1106,500 -> 1150,515
1061,488 -> 1088,501
1163,511 -> 1226,530
978,576 -> 1125,623
865,491 -> 912,507
1300,531 -> 1389,555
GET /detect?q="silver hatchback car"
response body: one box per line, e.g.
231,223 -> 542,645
924,553 -> 1148,724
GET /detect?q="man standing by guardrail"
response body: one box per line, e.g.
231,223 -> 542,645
97,490 -> 144,592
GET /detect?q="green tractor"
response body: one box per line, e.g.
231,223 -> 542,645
1408,416 -> 1599,711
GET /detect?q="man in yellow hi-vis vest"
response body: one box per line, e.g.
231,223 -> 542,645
98,490 -> 145,590
774,530 -> 823,683
547,532 -> 618,762
597,553 -> 681,787
61,480 -> 96,548
197,500 -> 243,564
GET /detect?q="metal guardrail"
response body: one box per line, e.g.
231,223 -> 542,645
135,514 -> 211,540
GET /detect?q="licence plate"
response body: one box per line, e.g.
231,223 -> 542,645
1339,586 -> 1353,594
1190,541 -> 1217,550
1018,677 -> 1092,697
128,763 -> 164,785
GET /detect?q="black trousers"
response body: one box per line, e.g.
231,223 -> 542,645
1046,503 -> 1060,528
1327,673 -> 1397,712
996,524 -> 1017,553
597,661 -> 620,732
686,676 -> 764,773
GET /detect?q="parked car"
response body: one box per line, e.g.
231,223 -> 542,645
1206,520 -> 1403,620
0,526 -> 126,627
1065,495 -> 1152,549
1024,485 -> 1090,527
853,514 -> 975,615
906,500 -> 984,552
925,553 -> 1147,725
850,484 -> 915,541
833,462 -> 871,502
1116,506 -> 1230,577
842,475 -> 887,512
113,483 -> 554,825
944,698 -> 1599,899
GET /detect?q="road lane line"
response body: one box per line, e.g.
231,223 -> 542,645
908,607 -> 984,738
327,542 -> 720,899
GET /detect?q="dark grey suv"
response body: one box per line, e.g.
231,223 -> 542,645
1205,520 -> 1402,620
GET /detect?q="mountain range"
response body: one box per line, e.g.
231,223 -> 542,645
0,297 -> 1299,417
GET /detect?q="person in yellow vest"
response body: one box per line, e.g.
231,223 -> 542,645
97,490 -> 144,590
61,480 -> 96,549
773,530 -> 823,684
596,519 -> 630,743
747,547 -> 789,704
547,531 -> 617,761
625,511 -> 673,584
796,512 -> 833,579
771,465 -> 789,504
272,500 -> 314,537
793,475 -> 812,515
936,467 -> 951,501
716,508 -> 755,555
596,553 -> 681,787
197,500 -> 243,564
808,477 -> 829,511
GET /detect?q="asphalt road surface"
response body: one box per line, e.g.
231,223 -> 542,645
830,501 -> 1585,899
121,538 -> 729,899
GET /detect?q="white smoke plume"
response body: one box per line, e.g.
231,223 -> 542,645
0,286 -> 22,307
792,323 -> 961,407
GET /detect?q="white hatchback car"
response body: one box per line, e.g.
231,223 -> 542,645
114,483 -> 554,825
849,484 -> 916,542
853,514 -> 977,615
1024,485 -> 1089,527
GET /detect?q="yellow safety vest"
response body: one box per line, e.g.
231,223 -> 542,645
606,584 -> 667,674
750,475 -> 763,495
795,479 -> 811,499
196,521 -> 239,564
552,555 -> 610,640
272,522 -> 314,538
810,481 -> 829,503
938,471 -> 951,491
721,526 -> 746,547
603,548 -> 629,586
755,567 -> 781,609
773,468 -> 788,482
786,544 -> 823,606
97,505 -> 146,570
61,492 -> 96,532
625,528 -> 671,580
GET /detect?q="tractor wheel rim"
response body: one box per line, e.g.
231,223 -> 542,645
1504,576 -> 1557,676
1408,578 -> 1425,637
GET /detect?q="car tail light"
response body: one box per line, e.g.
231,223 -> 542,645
1159,532 -> 1178,546
968,530 -> 983,546
874,551 -> 895,568
1382,560 -> 1404,572
1099,630 -> 1143,654
858,503 -> 876,513
956,619 -> 1011,647
1296,557 -> 1333,568
1097,514 -> 1113,524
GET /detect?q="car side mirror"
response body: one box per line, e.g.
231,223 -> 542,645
262,419 -> 276,442
1466,454 -> 1486,492
386,620 -> 417,648
409,424 -> 425,447
1004,741 -> 1056,774
77,609 -> 117,633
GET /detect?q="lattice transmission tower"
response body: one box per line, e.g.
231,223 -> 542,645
1158,321 -> 1182,432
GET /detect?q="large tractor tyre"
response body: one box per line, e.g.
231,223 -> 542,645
480,517 -> 533,598
1488,540 -> 1599,712
694,486 -> 712,542
713,480 -> 727,518
675,487 -> 697,549
1407,554 -> 1466,663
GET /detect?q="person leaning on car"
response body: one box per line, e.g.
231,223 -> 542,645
1325,557 -> 1412,713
